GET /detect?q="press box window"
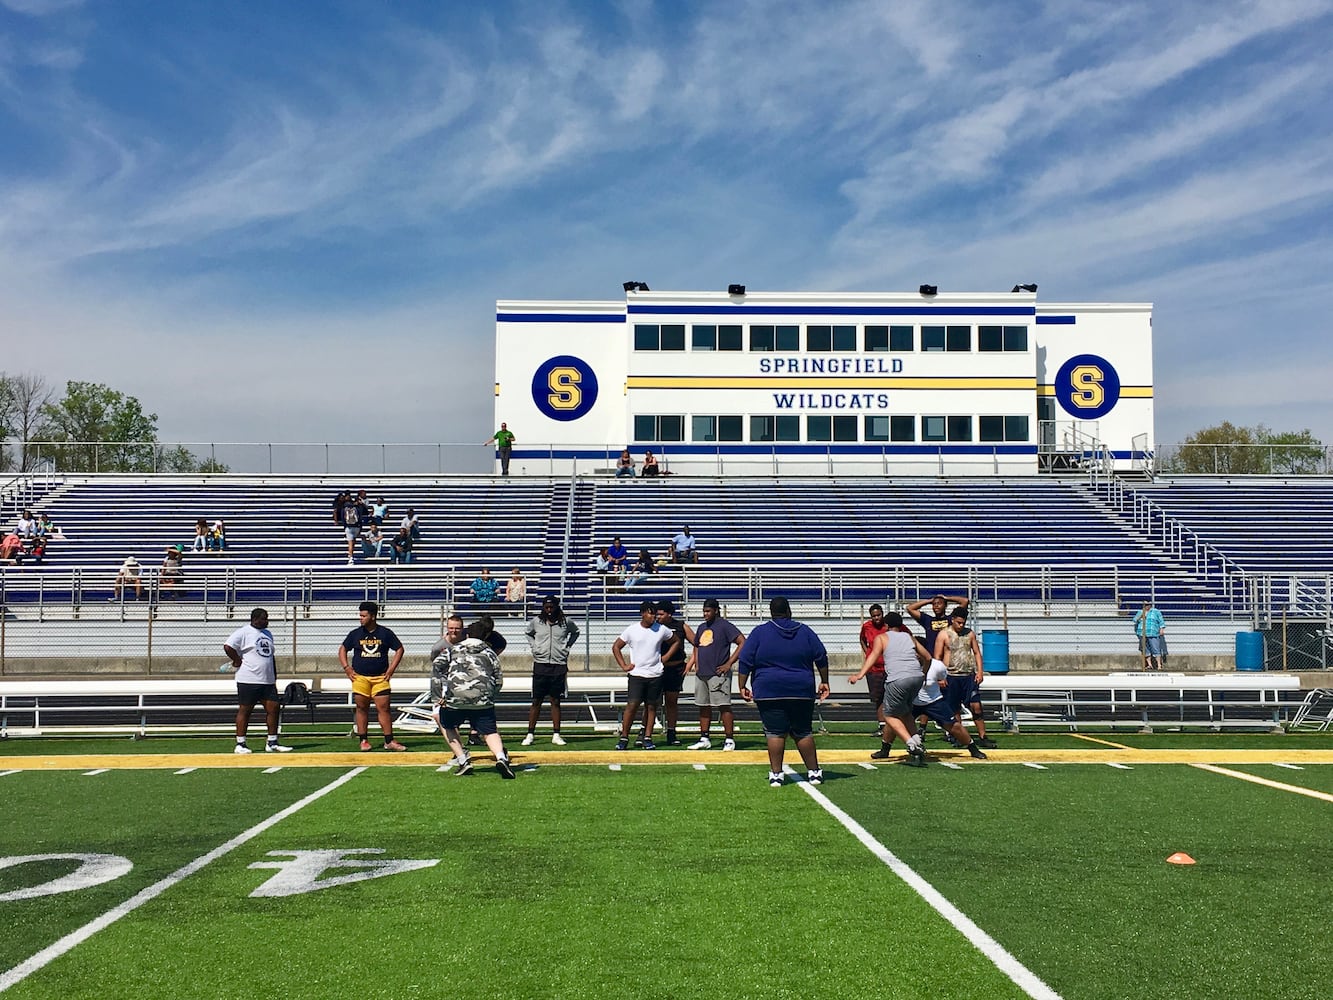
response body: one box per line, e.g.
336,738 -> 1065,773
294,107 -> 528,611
865,325 -> 914,352
921,326 -> 945,352
865,416 -> 913,441
946,325 -> 971,351
751,415 -> 801,442
633,324 -> 685,351
980,415 -> 1030,442
692,324 -> 742,351
749,325 -> 800,351
633,415 -> 684,441
923,416 -> 972,441
979,325 -> 1029,352
692,415 -> 743,442
807,325 -> 856,352
807,415 -> 857,441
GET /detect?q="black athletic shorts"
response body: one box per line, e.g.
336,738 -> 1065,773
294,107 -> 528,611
661,665 -> 687,694
531,668 -> 568,701
436,706 -> 498,735
756,698 -> 815,740
237,682 -> 279,707
626,674 -> 664,705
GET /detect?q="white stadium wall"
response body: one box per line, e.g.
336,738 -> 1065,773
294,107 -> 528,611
495,290 -> 1153,476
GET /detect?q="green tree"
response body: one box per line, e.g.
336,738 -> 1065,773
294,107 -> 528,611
1165,421 -> 1326,475
35,381 -> 227,473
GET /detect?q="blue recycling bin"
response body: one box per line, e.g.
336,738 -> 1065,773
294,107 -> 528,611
981,630 -> 1010,675
1235,631 -> 1264,671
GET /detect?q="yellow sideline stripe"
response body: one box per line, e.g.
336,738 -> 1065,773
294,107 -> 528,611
1070,733 -> 1134,749
1190,763 -> 1333,804
2,749 -> 1332,771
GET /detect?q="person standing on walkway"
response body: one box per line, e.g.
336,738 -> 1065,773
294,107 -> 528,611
737,596 -> 830,788
1134,599 -> 1166,670
486,422 -> 516,476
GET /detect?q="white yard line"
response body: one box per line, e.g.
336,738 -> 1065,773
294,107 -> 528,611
1271,763 -> 1303,771
858,762 -> 877,770
940,762 -> 963,770
1106,763 -> 1133,770
1021,762 -> 1047,770
82,769 -> 108,776
692,764 -> 707,771
262,767 -> 283,774
0,770 -> 18,779
786,765 -> 1062,1000
174,768 -> 197,775
0,767 -> 366,993
1191,763 -> 1333,804
608,764 -> 621,771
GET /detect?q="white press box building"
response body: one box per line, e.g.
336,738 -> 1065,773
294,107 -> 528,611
494,288 -> 1153,476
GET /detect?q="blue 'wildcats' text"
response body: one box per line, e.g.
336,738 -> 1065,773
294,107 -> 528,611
773,393 -> 891,409
759,357 -> 904,374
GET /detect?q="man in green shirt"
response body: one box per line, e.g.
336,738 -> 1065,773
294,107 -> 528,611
486,422 -> 516,476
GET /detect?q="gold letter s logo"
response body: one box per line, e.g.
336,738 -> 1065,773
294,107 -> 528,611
548,367 -> 582,410
1070,365 -> 1104,409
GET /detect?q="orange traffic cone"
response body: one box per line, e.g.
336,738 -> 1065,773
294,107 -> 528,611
1166,852 -> 1196,865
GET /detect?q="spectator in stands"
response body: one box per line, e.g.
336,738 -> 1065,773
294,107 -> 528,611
935,608 -> 994,748
607,536 -> 629,572
641,449 -> 660,477
858,604 -> 891,741
505,568 -> 526,604
432,620 -> 515,777
332,489 -> 349,523
623,549 -> 656,588
687,598 -> 745,751
224,607 -> 292,754
595,547 -> 614,575
852,611 -> 932,766
669,525 -> 699,564
1134,600 -> 1166,670
389,525 -> 414,563
160,547 -> 185,597
907,592 -> 969,648
400,507 -> 421,542
338,600 -> 407,751
615,448 -> 635,478
15,510 -> 37,538
338,491 -> 367,564
522,595 -> 581,746
471,568 -> 499,603
111,556 -> 143,601
485,422 -> 516,476
191,519 -> 209,552
612,601 -> 680,751
208,519 -> 227,551
370,497 -> 388,526
361,524 -> 388,559
0,532 -> 23,561
36,512 -> 59,539
738,596 -> 830,787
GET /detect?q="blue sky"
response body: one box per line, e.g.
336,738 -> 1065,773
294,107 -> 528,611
2,0 -> 1332,453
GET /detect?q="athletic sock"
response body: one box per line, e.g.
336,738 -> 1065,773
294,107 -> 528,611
235,738 -> 247,746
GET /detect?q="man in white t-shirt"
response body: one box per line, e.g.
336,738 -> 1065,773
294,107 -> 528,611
874,657 -> 986,765
224,607 -> 292,754
611,601 -> 680,751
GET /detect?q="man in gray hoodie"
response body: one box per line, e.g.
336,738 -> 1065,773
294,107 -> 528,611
522,595 -> 581,746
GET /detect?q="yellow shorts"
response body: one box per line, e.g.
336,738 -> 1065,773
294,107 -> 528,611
351,674 -> 391,699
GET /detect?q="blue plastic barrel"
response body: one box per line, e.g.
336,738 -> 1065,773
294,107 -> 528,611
981,630 -> 1010,675
1235,631 -> 1265,671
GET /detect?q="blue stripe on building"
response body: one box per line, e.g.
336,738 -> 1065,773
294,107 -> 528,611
627,305 -> 1036,317
497,313 -> 626,323
1035,315 -> 1076,325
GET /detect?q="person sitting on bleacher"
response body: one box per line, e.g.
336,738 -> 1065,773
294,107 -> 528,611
111,556 -> 143,601
607,536 -> 629,572
362,524 -> 388,559
390,525 -> 414,564
471,568 -> 498,602
615,448 -> 635,478
160,547 -> 185,597
641,450 -> 660,477
208,519 -> 227,550
15,510 -> 37,538
1,531 -> 24,562
505,568 -> 526,603
191,519 -> 209,552
624,549 -> 656,588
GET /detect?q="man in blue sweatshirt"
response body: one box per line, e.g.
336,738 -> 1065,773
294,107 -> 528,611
737,596 -> 831,788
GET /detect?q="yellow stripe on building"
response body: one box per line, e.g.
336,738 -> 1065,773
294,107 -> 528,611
1037,384 -> 1154,397
626,376 -> 1037,390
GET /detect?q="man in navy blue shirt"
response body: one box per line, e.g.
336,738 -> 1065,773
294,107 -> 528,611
737,596 -> 830,788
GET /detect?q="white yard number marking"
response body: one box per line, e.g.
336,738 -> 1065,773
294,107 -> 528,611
248,849 -> 439,897
0,854 -> 134,902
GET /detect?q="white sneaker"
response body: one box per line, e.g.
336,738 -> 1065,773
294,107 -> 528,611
551,732 -> 567,746
233,744 -> 252,755
688,736 -> 712,750
722,738 -> 736,751
265,742 -> 293,753
521,732 -> 535,746
346,558 -> 354,565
